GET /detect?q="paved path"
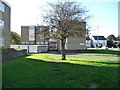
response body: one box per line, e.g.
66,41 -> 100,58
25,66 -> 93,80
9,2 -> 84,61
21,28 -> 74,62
46,52 -> 119,60
66,53 -> 119,60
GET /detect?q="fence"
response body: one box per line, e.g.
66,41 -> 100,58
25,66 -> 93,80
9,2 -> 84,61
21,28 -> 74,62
10,45 -> 48,53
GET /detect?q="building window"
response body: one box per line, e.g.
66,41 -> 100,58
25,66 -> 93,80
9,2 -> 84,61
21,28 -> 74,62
37,42 -> 40,44
80,43 -> 85,46
0,38 -> 4,46
40,35 -> 44,39
39,26 -> 44,32
0,19 -> 4,29
45,42 -> 48,44
29,41 -> 34,45
29,26 -> 35,41
40,42 -> 44,44
25,42 -> 29,44
0,2 -> 4,12
21,42 -> 25,44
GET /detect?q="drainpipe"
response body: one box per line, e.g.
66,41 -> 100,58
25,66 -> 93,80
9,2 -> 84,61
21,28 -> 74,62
34,26 -> 37,45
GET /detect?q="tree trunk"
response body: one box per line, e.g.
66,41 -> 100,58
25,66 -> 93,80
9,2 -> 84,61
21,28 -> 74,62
61,39 -> 66,60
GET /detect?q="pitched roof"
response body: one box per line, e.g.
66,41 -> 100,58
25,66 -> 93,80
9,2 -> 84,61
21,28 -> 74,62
93,36 -> 106,40
86,37 -> 91,40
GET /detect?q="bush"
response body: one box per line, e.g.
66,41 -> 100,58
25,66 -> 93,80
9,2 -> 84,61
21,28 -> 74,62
107,40 -> 113,48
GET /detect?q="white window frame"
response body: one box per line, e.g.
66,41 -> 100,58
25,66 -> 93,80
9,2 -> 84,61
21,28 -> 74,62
37,42 -> 40,44
0,2 -> 4,12
0,19 -> 4,29
45,42 -> 48,44
0,38 -> 4,46
21,42 -> 25,44
39,26 -> 44,32
40,42 -> 44,44
25,42 -> 29,44
29,26 -> 35,41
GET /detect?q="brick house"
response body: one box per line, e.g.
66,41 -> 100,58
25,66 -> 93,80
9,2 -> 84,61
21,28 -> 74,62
21,25 -> 49,45
21,22 -> 86,51
0,0 -> 11,49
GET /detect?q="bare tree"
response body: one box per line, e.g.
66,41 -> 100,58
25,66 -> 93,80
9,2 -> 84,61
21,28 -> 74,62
43,2 -> 90,60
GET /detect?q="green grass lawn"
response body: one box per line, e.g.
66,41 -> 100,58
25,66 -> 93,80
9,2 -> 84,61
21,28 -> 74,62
80,49 -> 120,56
2,54 -> 119,88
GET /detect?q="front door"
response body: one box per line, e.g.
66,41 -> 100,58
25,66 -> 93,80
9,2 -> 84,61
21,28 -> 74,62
49,41 -> 58,51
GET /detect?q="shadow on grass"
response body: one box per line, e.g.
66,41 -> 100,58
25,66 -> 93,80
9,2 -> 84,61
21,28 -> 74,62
2,55 -> 119,88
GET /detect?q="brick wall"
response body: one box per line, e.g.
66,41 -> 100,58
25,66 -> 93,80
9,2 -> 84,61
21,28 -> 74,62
1,48 -> 27,63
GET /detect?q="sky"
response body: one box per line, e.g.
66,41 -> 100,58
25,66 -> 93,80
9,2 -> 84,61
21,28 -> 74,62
5,0 -> 119,38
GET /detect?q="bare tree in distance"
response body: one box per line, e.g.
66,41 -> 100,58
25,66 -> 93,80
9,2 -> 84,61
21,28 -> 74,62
43,2 -> 90,60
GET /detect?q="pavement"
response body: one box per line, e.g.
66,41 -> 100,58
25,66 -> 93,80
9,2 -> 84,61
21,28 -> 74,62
43,52 -> 119,60
66,53 -> 119,60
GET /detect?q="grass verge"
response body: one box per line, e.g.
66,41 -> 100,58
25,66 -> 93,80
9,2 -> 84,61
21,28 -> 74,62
2,54 -> 119,88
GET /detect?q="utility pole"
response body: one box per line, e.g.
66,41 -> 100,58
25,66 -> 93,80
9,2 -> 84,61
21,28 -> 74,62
96,26 -> 99,49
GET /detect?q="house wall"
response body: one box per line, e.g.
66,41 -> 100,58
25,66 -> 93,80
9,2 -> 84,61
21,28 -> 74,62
21,26 -> 49,45
58,37 -> 86,50
57,39 -> 60,50
21,21 -> 86,50
2,48 -> 27,63
58,22 -> 86,50
21,26 -> 29,44
86,40 -> 91,48
35,26 -> 49,44
0,1 -> 11,49
67,37 -> 86,50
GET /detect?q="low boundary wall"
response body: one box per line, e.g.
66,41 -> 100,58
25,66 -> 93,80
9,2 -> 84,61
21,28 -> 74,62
2,48 -> 27,63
